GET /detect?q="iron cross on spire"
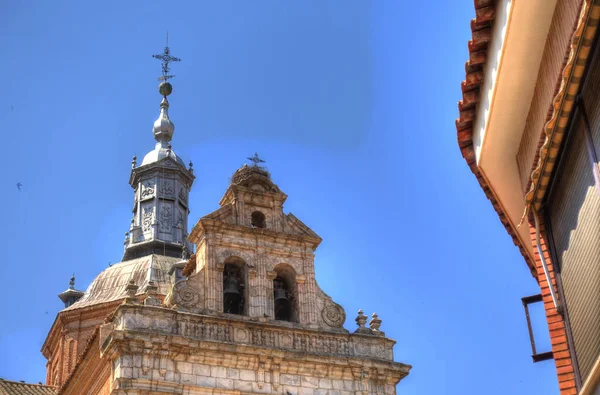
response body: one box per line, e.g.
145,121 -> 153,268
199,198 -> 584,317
152,33 -> 181,81
247,152 -> 266,167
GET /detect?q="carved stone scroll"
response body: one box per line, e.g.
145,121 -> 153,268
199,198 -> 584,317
322,302 -> 346,328
172,281 -> 201,309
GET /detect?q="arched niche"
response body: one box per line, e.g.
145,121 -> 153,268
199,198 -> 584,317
272,263 -> 299,323
222,256 -> 248,315
251,211 -> 267,228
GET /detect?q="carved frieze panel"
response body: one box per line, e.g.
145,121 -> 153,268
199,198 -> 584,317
176,207 -> 185,229
116,310 -> 389,360
140,180 -> 156,201
178,186 -> 188,206
159,179 -> 175,199
159,202 -> 173,234
141,205 -> 154,233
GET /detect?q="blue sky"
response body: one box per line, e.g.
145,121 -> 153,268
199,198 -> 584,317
1,1 -> 558,393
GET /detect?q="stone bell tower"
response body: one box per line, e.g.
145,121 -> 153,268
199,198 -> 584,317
90,159 -> 411,395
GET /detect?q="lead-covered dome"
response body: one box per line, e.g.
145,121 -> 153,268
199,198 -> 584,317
64,255 -> 180,311
141,142 -> 186,167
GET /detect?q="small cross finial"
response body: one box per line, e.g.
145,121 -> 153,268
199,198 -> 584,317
152,33 -> 181,82
247,152 -> 266,167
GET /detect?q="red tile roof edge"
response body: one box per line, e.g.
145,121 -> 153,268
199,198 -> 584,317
455,0 -> 537,276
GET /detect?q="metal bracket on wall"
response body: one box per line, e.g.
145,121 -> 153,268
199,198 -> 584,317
522,294 -> 554,363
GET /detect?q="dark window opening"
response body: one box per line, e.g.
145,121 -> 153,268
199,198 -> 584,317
251,211 -> 266,228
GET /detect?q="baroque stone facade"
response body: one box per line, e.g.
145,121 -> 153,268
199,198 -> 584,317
50,164 -> 411,394
41,46 -> 410,393
97,304 -> 408,395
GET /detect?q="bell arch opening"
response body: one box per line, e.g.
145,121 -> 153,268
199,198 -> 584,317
273,264 -> 299,323
251,211 -> 266,228
222,257 -> 247,315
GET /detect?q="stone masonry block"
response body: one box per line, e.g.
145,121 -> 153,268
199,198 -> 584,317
319,378 -> 332,389
177,361 -> 192,374
193,363 -> 210,376
234,380 -> 253,392
197,376 -> 216,387
180,373 -> 194,384
280,374 -> 300,386
212,366 -> 227,378
239,369 -> 255,381
301,376 -> 319,388
331,379 -> 344,390
226,367 -> 239,379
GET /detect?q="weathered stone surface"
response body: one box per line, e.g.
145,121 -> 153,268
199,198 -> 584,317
53,165 -> 411,394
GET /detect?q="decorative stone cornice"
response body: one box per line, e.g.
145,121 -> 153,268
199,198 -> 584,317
188,219 -> 321,249
107,305 -> 401,362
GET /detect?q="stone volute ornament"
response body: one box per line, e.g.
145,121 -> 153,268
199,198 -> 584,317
322,302 -> 346,328
171,280 -> 201,309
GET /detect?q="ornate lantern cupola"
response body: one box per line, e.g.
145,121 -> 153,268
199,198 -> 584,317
123,40 -> 195,261
57,275 -> 84,308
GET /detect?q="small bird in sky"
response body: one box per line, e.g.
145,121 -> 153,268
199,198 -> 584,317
16,182 -> 22,191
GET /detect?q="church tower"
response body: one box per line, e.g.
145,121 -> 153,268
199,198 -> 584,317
41,41 -> 195,389
123,72 -> 195,260
42,42 -> 411,394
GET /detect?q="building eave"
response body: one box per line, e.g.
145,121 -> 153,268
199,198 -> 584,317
457,0 -> 600,277
456,0 -> 539,275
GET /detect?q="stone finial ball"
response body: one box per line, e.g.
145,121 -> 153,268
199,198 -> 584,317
159,82 -> 173,96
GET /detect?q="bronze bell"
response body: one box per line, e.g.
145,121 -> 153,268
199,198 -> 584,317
224,274 -> 242,297
274,287 -> 288,302
274,278 -> 291,321
223,272 -> 242,314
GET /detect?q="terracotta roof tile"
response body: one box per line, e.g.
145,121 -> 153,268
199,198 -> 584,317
0,379 -> 56,395
456,0 -> 537,274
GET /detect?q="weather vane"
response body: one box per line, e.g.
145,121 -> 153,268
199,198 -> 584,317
152,32 -> 181,82
247,153 -> 266,166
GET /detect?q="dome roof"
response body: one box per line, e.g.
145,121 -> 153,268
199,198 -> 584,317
141,142 -> 186,167
64,255 -> 180,311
